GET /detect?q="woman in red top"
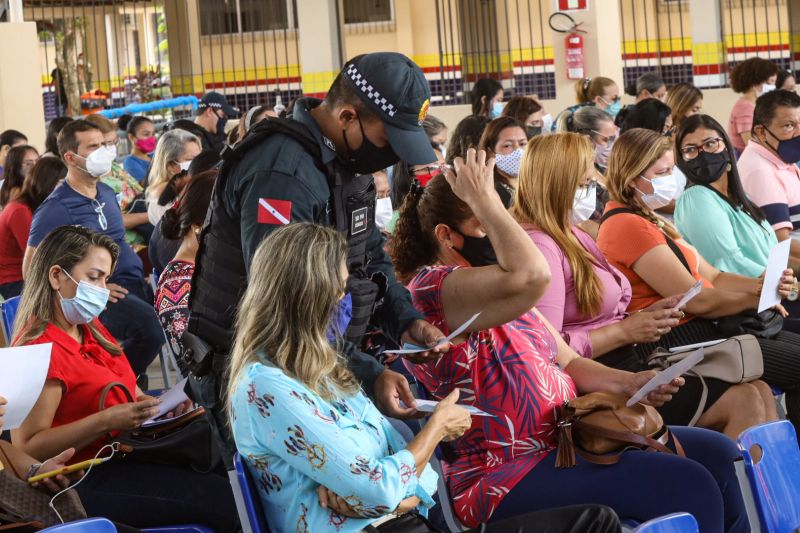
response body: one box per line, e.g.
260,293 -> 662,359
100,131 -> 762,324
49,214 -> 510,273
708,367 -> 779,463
390,149 -> 749,532
154,170 -> 215,376
0,157 -> 65,298
596,128 -> 800,437
11,226 -> 237,531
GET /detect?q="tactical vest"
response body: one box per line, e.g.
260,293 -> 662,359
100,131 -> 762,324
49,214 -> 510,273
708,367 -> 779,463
184,118 -> 381,375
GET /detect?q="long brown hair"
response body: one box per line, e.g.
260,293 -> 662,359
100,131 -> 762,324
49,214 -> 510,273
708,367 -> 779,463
226,223 -> 359,409
389,175 -> 472,283
512,133 -> 604,315
604,128 -> 680,239
664,83 -> 703,131
14,226 -> 121,354
575,77 -> 616,104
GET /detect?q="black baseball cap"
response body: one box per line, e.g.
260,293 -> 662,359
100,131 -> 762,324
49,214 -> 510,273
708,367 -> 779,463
341,53 -> 436,165
198,91 -> 240,117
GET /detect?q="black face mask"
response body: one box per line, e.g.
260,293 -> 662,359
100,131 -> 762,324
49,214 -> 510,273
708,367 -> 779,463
684,150 -> 730,185
342,118 -> 399,175
526,125 -> 543,139
455,232 -> 497,267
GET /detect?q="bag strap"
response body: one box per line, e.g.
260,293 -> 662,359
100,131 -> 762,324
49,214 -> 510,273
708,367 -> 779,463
98,382 -> 134,412
686,371 -> 708,427
600,207 -> 692,274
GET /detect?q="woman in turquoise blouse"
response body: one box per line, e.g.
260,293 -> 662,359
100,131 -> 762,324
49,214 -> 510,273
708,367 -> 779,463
674,114 -> 778,278
225,222 -> 619,533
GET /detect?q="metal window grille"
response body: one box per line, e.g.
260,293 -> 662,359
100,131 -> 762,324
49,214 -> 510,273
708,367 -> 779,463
721,0 -> 791,77
619,0 -> 692,91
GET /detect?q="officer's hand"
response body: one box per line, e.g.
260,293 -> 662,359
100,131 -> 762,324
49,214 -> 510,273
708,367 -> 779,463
373,370 -> 423,420
400,319 -> 450,364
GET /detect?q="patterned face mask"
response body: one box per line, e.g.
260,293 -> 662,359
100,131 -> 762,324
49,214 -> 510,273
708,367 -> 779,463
494,148 -> 524,177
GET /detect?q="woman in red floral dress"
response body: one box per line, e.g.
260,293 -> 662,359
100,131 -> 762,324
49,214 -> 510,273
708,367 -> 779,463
389,148 -> 749,533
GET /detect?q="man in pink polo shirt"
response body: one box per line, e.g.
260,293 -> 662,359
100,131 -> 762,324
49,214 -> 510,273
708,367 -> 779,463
739,90 -> 800,258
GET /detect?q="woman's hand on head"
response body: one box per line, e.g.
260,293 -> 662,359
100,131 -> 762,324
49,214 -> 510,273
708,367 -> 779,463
449,148 -> 497,208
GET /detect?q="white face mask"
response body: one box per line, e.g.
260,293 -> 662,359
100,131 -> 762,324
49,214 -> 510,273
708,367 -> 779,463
571,183 -> 597,224
541,113 -> 554,134
637,173 -> 678,210
494,147 -> 524,177
75,146 -> 116,178
375,196 -> 393,230
759,83 -> 776,96
178,160 -> 192,173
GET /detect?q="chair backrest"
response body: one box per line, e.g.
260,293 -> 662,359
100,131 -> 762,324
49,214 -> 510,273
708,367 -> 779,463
737,420 -> 800,533
632,513 -> 699,533
41,518 -> 117,533
233,452 -> 270,533
0,295 -> 20,345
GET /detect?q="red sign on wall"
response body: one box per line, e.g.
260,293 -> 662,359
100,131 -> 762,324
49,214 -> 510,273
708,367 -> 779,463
557,0 -> 588,11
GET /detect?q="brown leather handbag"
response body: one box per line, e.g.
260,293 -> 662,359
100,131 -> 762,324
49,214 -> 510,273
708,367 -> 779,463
555,392 -> 683,468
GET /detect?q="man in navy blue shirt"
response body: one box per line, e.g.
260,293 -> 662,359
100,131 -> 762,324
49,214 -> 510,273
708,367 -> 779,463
23,120 -> 164,376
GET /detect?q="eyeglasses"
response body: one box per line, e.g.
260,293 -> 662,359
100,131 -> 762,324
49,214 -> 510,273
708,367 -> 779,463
590,130 -> 617,145
680,138 -> 725,160
91,199 -> 107,231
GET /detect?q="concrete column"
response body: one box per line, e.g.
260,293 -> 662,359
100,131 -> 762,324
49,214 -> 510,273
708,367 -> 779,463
551,2 -> 624,109
0,22 -> 46,149
163,0 -> 203,95
689,0 -> 727,88
296,0 -> 342,97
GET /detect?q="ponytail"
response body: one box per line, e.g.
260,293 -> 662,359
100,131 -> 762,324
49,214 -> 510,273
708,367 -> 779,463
389,176 -> 472,283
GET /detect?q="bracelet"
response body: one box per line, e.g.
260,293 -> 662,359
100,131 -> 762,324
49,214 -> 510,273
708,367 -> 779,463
25,463 -> 42,480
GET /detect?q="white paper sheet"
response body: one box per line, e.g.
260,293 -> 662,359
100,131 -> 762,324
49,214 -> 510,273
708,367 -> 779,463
758,239 -> 791,312
0,343 -> 52,429
384,313 -> 481,355
626,347 -> 705,407
400,399 -> 493,417
145,377 -> 189,423
676,280 -> 703,309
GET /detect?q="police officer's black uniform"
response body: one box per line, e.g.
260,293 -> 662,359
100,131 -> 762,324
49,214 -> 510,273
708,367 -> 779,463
184,53 -> 439,464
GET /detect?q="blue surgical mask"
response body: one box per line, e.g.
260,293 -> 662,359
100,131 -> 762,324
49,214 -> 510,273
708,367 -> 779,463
58,269 -> 110,325
490,101 -> 505,118
604,100 -> 622,118
326,293 -> 352,343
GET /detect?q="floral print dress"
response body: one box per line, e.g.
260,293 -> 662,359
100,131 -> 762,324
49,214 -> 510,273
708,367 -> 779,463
230,360 -> 438,533
405,265 -> 578,527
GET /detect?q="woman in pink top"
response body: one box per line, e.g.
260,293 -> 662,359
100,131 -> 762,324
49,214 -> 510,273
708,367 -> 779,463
388,148 -> 752,532
512,132 -> 773,438
727,58 -> 778,155
0,157 -> 64,298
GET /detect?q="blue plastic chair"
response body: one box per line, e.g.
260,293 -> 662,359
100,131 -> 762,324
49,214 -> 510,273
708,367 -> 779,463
0,295 -> 20,345
632,513 -> 698,532
232,452 -> 270,533
143,527 -> 215,533
41,518 -> 116,533
738,420 -> 800,533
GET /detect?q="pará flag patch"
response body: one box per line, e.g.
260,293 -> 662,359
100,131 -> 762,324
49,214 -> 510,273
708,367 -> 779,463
258,198 -> 292,225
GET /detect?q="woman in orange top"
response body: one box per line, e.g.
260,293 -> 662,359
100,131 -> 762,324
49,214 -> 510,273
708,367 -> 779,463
597,128 -> 800,435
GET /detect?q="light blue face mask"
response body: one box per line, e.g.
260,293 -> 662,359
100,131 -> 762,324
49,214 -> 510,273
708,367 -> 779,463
58,268 -> 110,325
490,100 -> 505,118
603,100 -> 622,118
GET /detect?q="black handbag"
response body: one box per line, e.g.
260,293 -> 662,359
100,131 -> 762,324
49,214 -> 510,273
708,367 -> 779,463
364,512 -> 443,533
715,309 -> 784,339
99,382 -> 221,473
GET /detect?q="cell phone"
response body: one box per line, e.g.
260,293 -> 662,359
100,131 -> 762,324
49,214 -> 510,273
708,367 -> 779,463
27,457 -> 109,483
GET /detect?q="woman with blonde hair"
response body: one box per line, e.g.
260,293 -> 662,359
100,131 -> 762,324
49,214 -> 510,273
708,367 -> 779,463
513,132 -> 773,437
664,82 -> 703,132
597,127 -> 800,435
145,129 -> 201,225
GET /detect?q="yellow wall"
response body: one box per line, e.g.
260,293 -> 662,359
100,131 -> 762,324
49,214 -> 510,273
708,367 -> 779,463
0,22 -> 46,150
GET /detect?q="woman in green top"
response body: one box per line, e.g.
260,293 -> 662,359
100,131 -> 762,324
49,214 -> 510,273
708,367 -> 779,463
674,114 -> 800,332
674,114 -> 777,277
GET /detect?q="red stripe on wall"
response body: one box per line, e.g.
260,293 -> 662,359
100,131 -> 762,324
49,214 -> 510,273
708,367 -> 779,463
692,64 -> 728,75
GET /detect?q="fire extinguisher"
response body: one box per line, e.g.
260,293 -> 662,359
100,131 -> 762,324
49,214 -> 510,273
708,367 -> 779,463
566,32 -> 585,80
549,12 -> 587,80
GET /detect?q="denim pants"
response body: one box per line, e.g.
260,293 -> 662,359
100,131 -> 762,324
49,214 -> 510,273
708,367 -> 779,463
99,280 -> 164,375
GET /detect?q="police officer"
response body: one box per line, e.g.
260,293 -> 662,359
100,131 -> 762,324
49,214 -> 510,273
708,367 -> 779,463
185,52 -> 450,463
